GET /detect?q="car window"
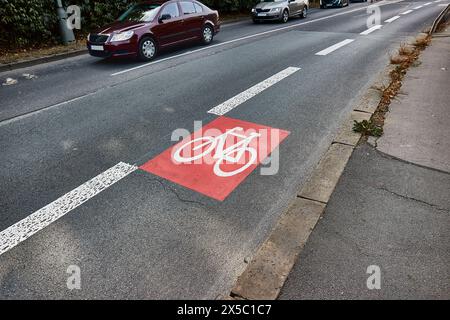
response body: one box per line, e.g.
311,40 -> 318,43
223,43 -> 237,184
194,3 -> 203,13
160,2 -> 180,19
180,1 -> 196,15
118,4 -> 161,22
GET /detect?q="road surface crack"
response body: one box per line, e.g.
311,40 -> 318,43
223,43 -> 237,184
373,146 -> 450,175
377,186 -> 449,214
149,177 -> 207,207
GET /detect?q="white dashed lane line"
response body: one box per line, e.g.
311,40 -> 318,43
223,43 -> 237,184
360,25 -> 383,35
207,67 -> 300,116
401,10 -> 414,15
385,15 -> 401,23
315,39 -> 355,56
0,162 -> 137,257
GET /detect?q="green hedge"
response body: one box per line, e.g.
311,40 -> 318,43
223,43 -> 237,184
0,0 -> 258,49
0,0 -> 58,48
203,0 -> 256,12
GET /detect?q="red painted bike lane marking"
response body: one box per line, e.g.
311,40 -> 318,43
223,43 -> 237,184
140,116 -> 289,201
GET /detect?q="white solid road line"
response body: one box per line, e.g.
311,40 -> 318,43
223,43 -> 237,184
315,39 -> 355,56
0,162 -> 137,257
111,0 -> 405,76
385,15 -> 401,23
0,91 -> 98,127
360,25 -> 383,35
207,67 -> 300,115
401,10 -> 414,15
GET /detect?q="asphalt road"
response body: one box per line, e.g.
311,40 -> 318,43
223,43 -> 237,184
0,0 -> 446,299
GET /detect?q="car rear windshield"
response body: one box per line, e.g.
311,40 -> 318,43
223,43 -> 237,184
118,4 -> 161,22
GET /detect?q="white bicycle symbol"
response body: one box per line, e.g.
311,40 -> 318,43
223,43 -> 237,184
173,127 -> 261,177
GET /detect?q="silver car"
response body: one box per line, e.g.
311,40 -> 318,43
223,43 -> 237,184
251,0 -> 309,23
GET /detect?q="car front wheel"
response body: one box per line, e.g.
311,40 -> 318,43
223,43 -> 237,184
202,25 -> 214,45
138,37 -> 157,61
281,10 -> 289,23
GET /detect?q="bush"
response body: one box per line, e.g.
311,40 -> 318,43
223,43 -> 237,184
203,0 -> 256,12
62,0 -> 132,31
0,0 -> 259,50
0,0 -> 58,48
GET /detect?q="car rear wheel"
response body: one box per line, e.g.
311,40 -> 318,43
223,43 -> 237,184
281,10 -> 289,23
202,25 -> 214,45
138,37 -> 157,61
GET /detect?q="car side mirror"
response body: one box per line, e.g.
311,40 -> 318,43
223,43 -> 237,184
158,14 -> 171,23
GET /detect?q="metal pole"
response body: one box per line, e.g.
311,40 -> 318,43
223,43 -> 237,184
55,0 -> 76,45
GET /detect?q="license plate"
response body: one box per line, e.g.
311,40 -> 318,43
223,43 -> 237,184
258,13 -> 267,16
91,45 -> 104,51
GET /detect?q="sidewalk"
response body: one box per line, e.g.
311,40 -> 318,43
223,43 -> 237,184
279,28 -> 450,299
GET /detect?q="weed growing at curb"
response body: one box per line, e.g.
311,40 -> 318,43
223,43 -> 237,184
355,34 -> 432,139
353,120 -> 383,137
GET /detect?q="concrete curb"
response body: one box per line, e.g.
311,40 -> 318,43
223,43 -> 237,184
0,49 -> 88,73
232,198 -> 326,300
221,16 -> 251,27
429,3 -> 450,35
228,57 -> 394,301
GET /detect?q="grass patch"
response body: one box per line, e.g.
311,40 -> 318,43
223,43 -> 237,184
0,38 -> 86,65
389,43 -> 417,65
398,43 -> 415,56
353,120 -> 383,137
413,35 -> 431,50
357,34 -> 432,140
389,54 -> 410,65
375,35 -> 431,128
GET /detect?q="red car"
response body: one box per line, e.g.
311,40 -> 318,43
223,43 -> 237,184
87,0 -> 220,61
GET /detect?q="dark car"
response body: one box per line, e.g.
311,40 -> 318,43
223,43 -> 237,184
320,0 -> 350,8
87,0 -> 220,61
